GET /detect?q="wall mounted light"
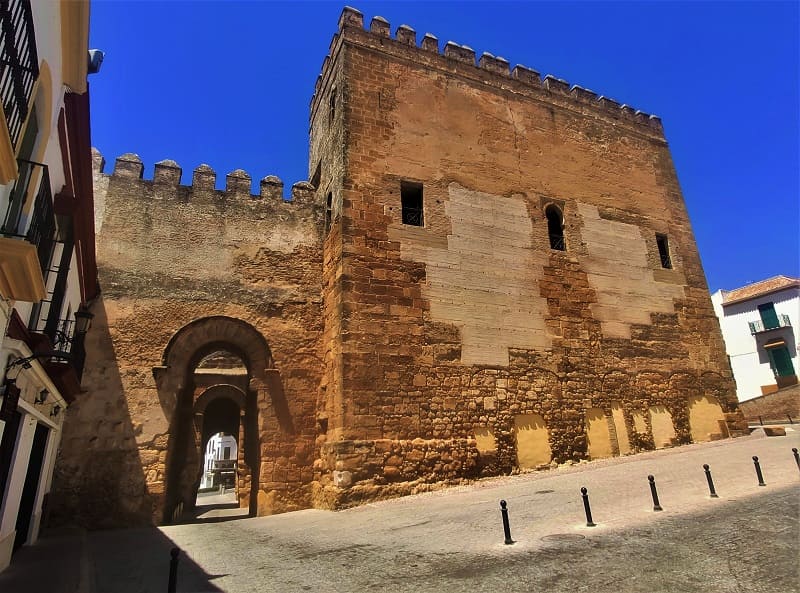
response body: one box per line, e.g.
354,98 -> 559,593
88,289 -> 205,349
74,308 -> 93,335
35,389 -> 49,404
50,404 -> 61,418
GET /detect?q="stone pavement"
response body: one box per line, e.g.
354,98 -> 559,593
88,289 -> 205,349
2,429 -> 798,593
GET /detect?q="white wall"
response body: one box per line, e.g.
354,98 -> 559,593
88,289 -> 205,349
712,287 -> 799,401
0,3 -> 79,570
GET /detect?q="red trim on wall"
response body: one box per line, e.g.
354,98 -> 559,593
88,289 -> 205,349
57,108 -> 75,199
63,89 -> 98,302
6,309 -> 31,343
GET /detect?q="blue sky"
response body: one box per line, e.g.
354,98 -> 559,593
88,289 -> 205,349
88,1 -> 798,293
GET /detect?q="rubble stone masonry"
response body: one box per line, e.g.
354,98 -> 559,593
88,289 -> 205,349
309,8 -> 745,508
51,7 -> 746,527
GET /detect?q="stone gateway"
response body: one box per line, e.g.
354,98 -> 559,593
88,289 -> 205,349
51,8 -> 746,527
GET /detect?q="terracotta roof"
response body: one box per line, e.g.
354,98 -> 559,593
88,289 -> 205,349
721,275 -> 800,305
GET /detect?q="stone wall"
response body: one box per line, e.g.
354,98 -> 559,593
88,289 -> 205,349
738,385 -> 800,422
53,8 -> 747,526
310,8 -> 745,508
50,152 -> 324,527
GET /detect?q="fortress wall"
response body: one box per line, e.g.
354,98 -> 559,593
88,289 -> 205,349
51,153 -> 325,526
53,8 -> 747,522
312,9 -> 743,506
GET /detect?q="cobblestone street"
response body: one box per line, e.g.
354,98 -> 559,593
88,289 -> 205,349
3,429 -> 798,593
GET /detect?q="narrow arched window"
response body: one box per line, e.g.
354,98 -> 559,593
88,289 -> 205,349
546,205 -> 565,251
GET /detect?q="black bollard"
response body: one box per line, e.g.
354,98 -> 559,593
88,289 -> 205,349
499,500 -> 514,545
793,448 -> 799,472
647,475 -> 663,511
788,415 -> 794,425
752,456 -> 766,486
580,487 -> 596,527
759,415 -> 763,426
703,464 -> 719,498
168,547 -> 180,593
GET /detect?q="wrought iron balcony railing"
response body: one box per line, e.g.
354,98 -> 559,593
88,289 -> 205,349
28,317 -> 88,382
0,0 -> 39,149
749,315 -> 792,334
2,159 -> 55,277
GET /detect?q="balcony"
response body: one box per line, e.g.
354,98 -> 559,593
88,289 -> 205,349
41,319 -> 88,400
0,159 -> 53,301
6,311 -> 90,403
0,0 -> 39,150
749,315 -> 792,334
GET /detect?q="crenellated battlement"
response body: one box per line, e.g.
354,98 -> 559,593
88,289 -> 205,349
94,150 -> 317,205
312,6 -> 663,134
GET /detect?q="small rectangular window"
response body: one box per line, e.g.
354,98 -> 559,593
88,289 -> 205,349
329,89 -> 336,119
656,234 -> 672,269
223,446 -> 231,460
401,182 -> 423,226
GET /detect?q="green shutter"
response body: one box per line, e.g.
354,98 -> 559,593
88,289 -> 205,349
770,347 -> 795,378
758,303 -> 779,330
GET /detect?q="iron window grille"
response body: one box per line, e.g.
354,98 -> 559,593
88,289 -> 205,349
2,160 -> 56,278
545,205 -> 565,251
549,234 -> 565,251
401,206 -> 423,226
0,0 -> 39,149
656,234 -> 672,269
401,181 -> 424,227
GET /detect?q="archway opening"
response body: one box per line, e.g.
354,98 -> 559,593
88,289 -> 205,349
162,331 -> 266,523
196,395 -> 241,509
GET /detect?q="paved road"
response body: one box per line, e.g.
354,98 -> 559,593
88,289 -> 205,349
3,429 -> 798,592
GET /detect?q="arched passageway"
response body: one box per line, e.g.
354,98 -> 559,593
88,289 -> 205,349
195,391 -> 242,507
155,316 -> 274,523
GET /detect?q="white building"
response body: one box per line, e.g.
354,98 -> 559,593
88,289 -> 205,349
711,276 -> 799,402
200,433 -> 238,490
0,0 -> 99,571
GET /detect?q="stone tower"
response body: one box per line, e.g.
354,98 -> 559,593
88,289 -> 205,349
50,7 -> 745,527
308,7 -> 745,507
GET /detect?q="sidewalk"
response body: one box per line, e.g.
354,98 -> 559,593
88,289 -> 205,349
0,527 -> 92,593
1,429 -> 798,593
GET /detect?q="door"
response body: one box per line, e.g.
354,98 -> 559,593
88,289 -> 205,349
769,346 -> 795,378
0,411 -> 22,505
13,422 -> 48,552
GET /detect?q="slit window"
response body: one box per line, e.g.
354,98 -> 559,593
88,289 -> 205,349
311,161 -> 321,189
656,234 -> 672,268
329,88 -> 336,120
324,193 -> 333,234
401,182 -> 423,226
545,205 -> 565,251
